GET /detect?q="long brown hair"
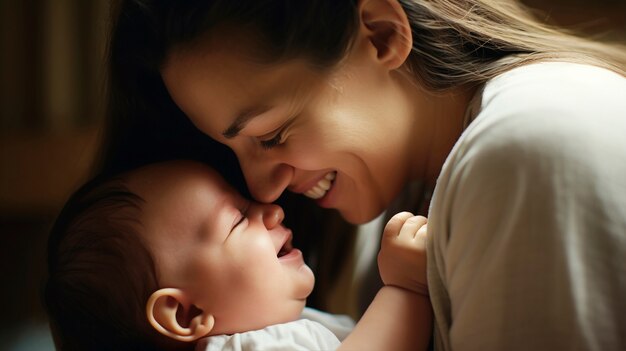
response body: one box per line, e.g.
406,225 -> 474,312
399,0 -> 626,90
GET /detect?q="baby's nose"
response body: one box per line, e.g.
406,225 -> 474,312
262,204 -> 285,229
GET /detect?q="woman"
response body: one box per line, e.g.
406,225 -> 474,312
99,1 -> 626,350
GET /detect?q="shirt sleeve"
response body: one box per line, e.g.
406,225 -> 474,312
428,65 -> 626,351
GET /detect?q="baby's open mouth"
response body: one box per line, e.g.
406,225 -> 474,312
277,236 -> 293,258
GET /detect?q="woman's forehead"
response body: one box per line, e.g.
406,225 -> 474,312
162,47 -> 323,134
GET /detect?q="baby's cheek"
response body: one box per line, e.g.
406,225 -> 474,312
239,236 -> 277,260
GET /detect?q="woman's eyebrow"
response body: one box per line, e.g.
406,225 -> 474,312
222,105 -> 272,139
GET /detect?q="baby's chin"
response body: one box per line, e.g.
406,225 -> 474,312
297,265 -> 316,299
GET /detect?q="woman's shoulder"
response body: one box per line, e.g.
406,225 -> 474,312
430,62 -> 626,244
478,62 -> 626,123
460,62 -> 626,156
485,61 -> 626,97
437,62 -> 626,193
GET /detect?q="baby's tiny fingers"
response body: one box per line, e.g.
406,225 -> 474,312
383,212 -> 414,238
416,224 -> 427,238
398,215 -> 427,239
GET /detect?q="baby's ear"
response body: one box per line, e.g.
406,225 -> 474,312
146,288 -> 215,342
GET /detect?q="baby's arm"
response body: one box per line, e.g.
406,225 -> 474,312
339,212 -> 432,351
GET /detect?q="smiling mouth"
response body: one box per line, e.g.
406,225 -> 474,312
303,171 -> 336,200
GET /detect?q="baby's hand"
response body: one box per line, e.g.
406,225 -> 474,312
378,212 -> 428,296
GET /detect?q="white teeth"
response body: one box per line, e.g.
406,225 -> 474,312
305,188 -> 324,199
304,172 -> 336,200
317,178 -> 331,191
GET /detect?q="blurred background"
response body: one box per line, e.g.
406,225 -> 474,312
0,0 -> 624,349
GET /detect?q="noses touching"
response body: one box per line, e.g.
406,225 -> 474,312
262,204 -> 285,230
238,151 -> 336,204
241,159 -> 294,204
248,203 -> 286,230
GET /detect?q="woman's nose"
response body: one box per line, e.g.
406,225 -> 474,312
239,154 -> 293,203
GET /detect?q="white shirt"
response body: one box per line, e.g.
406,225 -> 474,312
196,308 -> 354,351
428,62 -> 626,350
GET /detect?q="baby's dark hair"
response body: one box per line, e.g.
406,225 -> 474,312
43,175 -> 190,351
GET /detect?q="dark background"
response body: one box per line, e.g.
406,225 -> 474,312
1,0 -> 624,349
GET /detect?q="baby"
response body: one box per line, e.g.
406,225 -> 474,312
44,160 -> 431,351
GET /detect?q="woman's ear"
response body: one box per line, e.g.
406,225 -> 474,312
146,288 -> 215,342
358,0 -> 413,70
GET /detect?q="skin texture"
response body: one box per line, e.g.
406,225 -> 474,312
126,161 -> 315,336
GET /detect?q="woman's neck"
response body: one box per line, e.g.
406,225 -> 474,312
407,82 -> 479,187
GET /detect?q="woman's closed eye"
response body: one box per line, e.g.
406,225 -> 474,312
258,131 -> 284,150
258,125 -> 287,150
257,116 -> 296,150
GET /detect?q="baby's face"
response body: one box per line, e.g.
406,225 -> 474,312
127,161 -> 314,335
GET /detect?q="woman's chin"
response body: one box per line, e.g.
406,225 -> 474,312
339,205 -> 384,225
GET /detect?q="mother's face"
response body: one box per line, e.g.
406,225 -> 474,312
161,38 -> 419,224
